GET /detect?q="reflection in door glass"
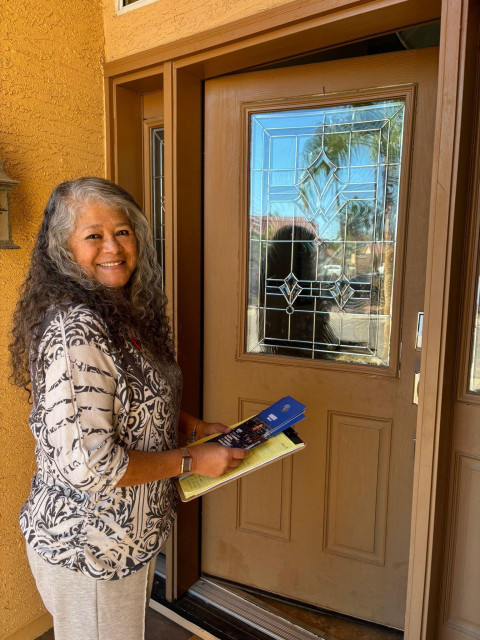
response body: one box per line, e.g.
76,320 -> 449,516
151,127 -> 165,288
470,272 -> 480,393
246,100 -> 406,366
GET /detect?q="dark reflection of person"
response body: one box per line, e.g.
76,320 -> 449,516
259,224 -> 336,354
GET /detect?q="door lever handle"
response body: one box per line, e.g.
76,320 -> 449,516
413,356 -> 420,405
413,371 -> 420,405
413,314 -> 423,405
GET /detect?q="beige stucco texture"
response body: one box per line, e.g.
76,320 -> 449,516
0,1 -> 105,638
103,0 -> 294,61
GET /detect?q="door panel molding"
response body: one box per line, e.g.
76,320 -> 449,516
324,412 -> 392,566
236,397 -> 293,541
442,453 -> 480,638
238,457 -> 293,541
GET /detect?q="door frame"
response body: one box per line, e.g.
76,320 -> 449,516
103,0 -> 479,636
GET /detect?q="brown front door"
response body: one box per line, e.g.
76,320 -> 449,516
202,48 -> 438,629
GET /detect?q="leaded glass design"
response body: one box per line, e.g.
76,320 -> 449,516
151,127 -> 165,288
246,100 -> 406,366
469,270 -> 480,393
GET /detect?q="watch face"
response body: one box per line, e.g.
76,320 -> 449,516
182,455 -> 193,474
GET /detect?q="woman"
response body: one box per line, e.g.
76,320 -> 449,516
10,177 -> 248,640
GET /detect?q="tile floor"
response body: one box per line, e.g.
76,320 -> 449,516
37,607 -> 202,640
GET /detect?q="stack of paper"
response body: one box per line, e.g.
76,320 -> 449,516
205,396 -> 305,450
176,397 -> 306,502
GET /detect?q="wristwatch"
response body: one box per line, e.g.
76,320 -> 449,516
179,447 -> 193,474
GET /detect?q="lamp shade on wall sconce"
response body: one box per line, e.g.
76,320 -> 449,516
0,158 -> 20,249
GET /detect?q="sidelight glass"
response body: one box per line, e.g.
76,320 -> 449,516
151,127 -> 165,288
246,99 -> 406,366
469,270 -> 480,393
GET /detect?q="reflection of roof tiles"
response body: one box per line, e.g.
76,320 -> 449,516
250,216 -> 319,236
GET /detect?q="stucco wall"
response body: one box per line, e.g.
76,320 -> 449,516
0,1 -> 105,638
103,0 -> 295,61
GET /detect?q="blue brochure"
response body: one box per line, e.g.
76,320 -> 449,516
208,396 -> 306,450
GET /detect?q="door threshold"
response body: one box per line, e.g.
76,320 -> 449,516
152,557 -> 326,640
189,578 -> 325,640
207,574 -> 404,640
153,556 -> 402,640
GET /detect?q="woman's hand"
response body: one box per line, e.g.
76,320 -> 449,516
189,442 -> 250,477
196,420 -> 231,441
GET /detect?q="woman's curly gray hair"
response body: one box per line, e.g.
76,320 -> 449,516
10,177 -> 174,393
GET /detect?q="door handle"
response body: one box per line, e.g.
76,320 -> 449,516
413,313 -> 423,405
413,369 -> 420,405
413,354 -> 421,405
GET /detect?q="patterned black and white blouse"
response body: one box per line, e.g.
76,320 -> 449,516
20,304 -> 182,580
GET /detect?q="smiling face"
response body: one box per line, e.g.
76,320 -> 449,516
68,202 -> 138,289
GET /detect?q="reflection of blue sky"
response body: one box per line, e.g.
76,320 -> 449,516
250,100 -> 405,242
247,101 -> 405,365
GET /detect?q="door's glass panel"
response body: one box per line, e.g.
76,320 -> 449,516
469,271 -> 480,393
151,127 -> 165,287
246,100 -> 406,366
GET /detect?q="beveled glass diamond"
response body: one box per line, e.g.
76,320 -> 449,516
327,275 -> 355,309
294,149 -> 347,225
280,273 -> 303,307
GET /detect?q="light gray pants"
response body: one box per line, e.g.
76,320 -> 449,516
26,543 -> 154,640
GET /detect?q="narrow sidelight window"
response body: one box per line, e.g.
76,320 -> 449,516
151,126 -> 165,288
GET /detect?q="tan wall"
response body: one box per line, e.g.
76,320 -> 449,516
0,1 -> 105,638
103,0 -> 294,61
